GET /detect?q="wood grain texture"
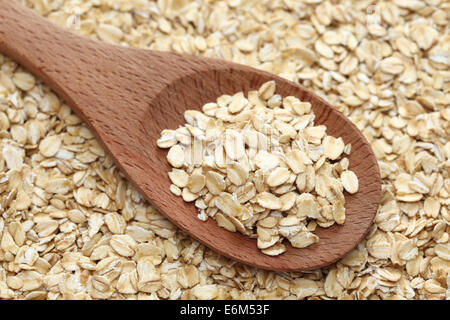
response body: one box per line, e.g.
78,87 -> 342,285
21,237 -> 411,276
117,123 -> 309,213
0,0 -> 382,271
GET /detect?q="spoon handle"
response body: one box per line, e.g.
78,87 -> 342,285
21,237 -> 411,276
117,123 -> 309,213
0,1 -> 210,113
0,1 -> 167,127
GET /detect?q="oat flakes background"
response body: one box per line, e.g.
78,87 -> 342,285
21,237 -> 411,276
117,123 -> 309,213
0,0 -> 448,300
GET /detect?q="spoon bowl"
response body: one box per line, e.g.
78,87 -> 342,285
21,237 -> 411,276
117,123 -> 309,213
0,0 -> 382,271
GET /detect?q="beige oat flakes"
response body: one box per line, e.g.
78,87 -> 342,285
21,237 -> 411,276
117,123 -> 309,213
0,0 -> 447,301
158,81 -> 359,255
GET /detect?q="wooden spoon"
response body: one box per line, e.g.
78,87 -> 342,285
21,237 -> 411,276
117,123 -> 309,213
0,1 -> 381,271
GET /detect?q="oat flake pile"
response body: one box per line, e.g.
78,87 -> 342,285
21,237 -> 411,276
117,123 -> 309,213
158,81 -> 359,257
0,0 -> 449,300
